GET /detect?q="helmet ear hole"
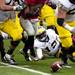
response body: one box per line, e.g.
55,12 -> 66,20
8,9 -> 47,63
69,0 -> 75,4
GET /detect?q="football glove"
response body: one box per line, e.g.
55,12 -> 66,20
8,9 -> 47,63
1,31 -> 8,39
13,4 -> 24,11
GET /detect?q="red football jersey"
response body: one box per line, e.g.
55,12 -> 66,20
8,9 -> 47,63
25,0 -> 48,5
18,0 -> 49,19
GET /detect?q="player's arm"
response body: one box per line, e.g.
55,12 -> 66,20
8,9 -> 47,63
0,0 -> 14,10
0,0 -> 24,11
57,6 -> 67,26
63,23 -> 75,33
57,6 -> 75,33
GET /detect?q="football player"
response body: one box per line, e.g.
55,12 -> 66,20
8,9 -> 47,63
34,26 -> 61,60
18,0 -> 48,61
39,2 -> 75,65
0,0 -> 24,64
53,0 -> 75,64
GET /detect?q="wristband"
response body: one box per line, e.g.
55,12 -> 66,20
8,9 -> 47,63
57,18 -> 64,26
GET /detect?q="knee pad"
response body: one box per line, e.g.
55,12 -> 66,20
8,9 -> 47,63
57,18 -> 64,26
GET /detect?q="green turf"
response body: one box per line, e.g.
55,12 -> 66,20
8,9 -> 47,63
0,66 -> 41,75
0,40 -> 75,75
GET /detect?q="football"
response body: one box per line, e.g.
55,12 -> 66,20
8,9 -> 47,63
51,61 -> 63,72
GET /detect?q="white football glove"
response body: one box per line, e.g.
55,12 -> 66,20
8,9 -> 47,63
1,31 -> 9,39
13,4 -> 24,11
64,24 -> 75,33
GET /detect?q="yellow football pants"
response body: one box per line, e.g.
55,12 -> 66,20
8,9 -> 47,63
0,14 -> 23,41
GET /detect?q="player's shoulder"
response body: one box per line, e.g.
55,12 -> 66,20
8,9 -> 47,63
46,29 -> 55,34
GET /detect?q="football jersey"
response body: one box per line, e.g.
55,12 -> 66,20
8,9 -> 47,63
34,29 -> 60,54
56,0 -> 75,22
46,29 -> 60,53
25,0 -> 47,5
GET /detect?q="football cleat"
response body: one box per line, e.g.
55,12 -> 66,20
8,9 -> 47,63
9,58 -> 16,65
31,56 -> 39,61
4,54 -> 16,65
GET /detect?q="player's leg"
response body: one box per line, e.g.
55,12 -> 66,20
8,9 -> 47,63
20,17 -> 37,61
67,45 -> 75,62
7,40 -> 20,55
22,35 -> 36,61
0,35 -> 6,62
1,19 -> 22,64
66,21 -> 75,62
6,40 -> 20,64
60,47 -> 68,65
60,36 -> 73,65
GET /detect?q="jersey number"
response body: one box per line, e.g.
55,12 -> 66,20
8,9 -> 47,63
51,40 -> 57,49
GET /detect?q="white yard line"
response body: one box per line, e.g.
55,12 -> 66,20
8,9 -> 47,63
0,66 -> 10,67
0,65 -> 30,68
0,62 -> 52,75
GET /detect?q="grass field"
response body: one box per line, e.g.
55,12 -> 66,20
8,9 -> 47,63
0,40 -> 75,75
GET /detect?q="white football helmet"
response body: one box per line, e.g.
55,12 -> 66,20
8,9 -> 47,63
36,26 -> 47,41
36,26 -> 46,36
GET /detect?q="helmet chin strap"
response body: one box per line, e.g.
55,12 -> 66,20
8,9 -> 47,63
69,0 -> 75,4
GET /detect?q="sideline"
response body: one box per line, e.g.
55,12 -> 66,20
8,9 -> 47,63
0,62 -> 52,75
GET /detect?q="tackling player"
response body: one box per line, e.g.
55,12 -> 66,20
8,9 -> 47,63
55,0 -> 75,65
39,1 -> 75,65
18,0 -> 48,61
0,0 -> 24,64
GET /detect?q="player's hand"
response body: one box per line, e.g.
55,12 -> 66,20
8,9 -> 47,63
71,27 -> 75,33
13,5 -> 24,11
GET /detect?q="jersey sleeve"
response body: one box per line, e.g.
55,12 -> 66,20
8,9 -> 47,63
58,3 -> 69,12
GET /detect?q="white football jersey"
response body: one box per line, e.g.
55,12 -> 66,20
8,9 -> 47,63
34,29 -> 61,54
55,0 -> 75,22
49,0 -> 59,6
5,0 -> 14,5
58,0 -> 73,8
